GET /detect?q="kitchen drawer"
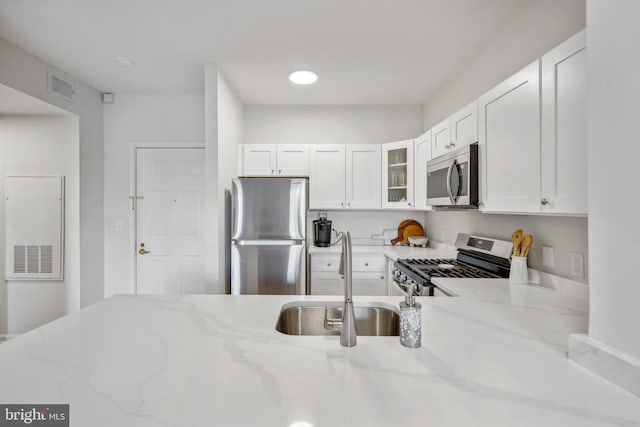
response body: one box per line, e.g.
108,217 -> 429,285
310,271 -> 387,296
352,255 -> 386,272
311,255 -> 341,272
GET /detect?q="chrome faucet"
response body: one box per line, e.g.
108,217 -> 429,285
324,230 -> 357,347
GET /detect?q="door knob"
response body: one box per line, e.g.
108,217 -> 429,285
138,243 -> 150,255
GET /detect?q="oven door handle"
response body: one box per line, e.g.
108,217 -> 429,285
446,159 -> 457,204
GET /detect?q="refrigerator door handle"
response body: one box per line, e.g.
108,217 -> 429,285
233,240 -> 305,246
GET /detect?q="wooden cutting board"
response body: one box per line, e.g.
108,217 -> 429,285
402,224 -> 424,245
391,220 -> 424,246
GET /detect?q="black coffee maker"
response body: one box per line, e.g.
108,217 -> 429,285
313,213 -> 332,247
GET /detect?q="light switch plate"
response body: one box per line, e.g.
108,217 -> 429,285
542,245 -> 554,268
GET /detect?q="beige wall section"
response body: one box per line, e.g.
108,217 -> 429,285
425,211 -> 588,283
216,72 -> 244,293
423,0 -> 586,129
245,105 -> 423,145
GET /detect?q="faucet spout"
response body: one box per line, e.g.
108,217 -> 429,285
340,231 -> 356,347
324,230 -> 357,347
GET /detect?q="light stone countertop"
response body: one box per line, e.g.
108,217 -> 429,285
0,282 -> 638,426
308,242 -> 457,260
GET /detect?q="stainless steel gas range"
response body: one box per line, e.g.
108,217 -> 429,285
391,233 -> 513,296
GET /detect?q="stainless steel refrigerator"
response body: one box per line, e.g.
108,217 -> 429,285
230,178 -> 307,295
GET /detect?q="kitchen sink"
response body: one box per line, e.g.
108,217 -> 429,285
275,301 -> 400,336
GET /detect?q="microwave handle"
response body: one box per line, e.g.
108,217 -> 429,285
446,159 -> 457,204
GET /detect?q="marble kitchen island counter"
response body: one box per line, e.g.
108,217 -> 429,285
0,288 -> 638,426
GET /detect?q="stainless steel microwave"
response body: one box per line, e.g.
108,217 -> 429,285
426,143 -> 478,208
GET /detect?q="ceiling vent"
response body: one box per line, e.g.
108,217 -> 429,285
47,70 -> 75,103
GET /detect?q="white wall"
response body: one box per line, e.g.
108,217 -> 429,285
0,121 -> 5,337
103,94 -> 205,296
216,72 -> 244,293
425,211 -> 588,282
308,210 -> 425,247
0,115 -> 80,335
422,0 -> 586,128
0,37 -> 104,308
204,65 -> 220,293
421,0 -> 587,283
244,105 -> 423,145
586,0 -> 640,360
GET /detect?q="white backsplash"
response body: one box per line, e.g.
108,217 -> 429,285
307,210 -> 425,246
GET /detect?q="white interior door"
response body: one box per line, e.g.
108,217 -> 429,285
136,147 -> 206,294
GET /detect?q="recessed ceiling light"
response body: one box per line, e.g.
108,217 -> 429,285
289,422 -> 313,427
116,56 -> 135,67
289,70 -> 318,85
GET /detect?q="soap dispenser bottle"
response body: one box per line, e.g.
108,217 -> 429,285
400,284 -> 421,348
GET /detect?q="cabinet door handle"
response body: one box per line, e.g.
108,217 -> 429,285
278,169 -> 282,175
408,202 -> 412,206
364,263 -> 369,266
271,169 -> 275,175
340,202 -> 344,207
347,202 -> 351,207
445,144 -> 450,150
541,198 -> 549,206
450,143 -> 456,149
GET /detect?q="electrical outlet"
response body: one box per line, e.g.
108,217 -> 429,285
542,246 -> 554,268
570,253 -> 585,278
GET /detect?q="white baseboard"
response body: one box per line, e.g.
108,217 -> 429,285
569,334 -> 640,397
0,334 -> 18,343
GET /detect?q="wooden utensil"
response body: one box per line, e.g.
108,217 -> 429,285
520,234 -> 533,257
512,229 -> 523,256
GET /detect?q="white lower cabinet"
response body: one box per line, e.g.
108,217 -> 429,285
310,253 -> 387,296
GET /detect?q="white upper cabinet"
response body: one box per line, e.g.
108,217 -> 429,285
431,101 -> 478,160
382,139 -> 414,209
309,145 -> 346,209
276,145 -> 310,176
346,145 -> 381,209
239,144 -> 309,176
479,60 -> 541,213
541,30 -> 587,215
413,131 -> 432,211
240,144 -> 277,176
431,119 -> 451,159
450,100 -> 478,150
310,144 -> 380,210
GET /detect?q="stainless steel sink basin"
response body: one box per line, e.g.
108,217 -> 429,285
275,301 -> 400,336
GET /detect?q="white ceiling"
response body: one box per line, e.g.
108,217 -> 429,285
0,83 -> 71,115
0,0 -> 532,104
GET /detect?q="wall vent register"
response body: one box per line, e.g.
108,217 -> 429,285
5,176 -> 65,280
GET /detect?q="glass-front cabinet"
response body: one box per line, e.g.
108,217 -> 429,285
381,139 -> 414,209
